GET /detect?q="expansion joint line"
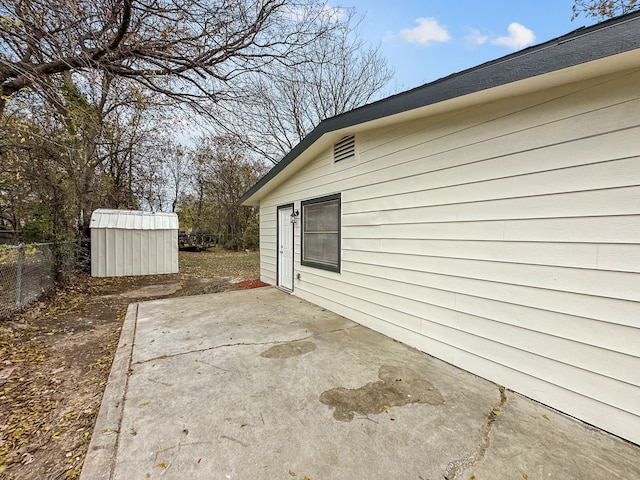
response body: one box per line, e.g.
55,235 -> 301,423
443,386 -> 508,480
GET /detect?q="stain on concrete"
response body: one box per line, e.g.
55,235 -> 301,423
320,365 -> 444,421
260,341 -> 317,359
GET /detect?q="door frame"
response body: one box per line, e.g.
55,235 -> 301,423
277,203 -> 295,292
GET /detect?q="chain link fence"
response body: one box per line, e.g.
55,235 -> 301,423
0,241 -> 88,320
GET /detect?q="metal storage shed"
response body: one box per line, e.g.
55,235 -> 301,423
90,209 -> 179,277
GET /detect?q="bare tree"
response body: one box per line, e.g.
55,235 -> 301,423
179,135 -> 267,248
218,8 -> 394,164
572,0 -> 640,18
98,84 -> 158,211
163,141 -> 189,213
135,153 -> 167,212
0,0 -> 345,116
1,0 -> 391,246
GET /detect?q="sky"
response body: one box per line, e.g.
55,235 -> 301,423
338,0 -> 599,92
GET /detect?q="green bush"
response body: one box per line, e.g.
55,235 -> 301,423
21,209 -> 53,243
243,216 -> 259,250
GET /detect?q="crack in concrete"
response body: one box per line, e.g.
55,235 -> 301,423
132,324 -> 360,366
442,386 -> 507,480
133,341 -> 278,366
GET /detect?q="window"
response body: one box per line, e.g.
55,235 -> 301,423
334,135 -> 355,162
301,193 -> 341,272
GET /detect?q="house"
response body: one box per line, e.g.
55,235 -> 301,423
240,12 -> 640,444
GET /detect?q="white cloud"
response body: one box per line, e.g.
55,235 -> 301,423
399,18 -> 451,46
464,27 -> 488,47
491,22 -> 535,50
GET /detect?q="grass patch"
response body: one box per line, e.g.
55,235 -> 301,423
179,247 -> 260,280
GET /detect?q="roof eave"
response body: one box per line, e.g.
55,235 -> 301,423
240,11 -> 640,207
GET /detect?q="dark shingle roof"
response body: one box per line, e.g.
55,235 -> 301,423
241,11 -> 640,204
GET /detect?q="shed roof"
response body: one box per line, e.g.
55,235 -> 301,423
240,11 -> 640,206
90,209 -> 178,230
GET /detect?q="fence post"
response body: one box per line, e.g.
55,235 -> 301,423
15,245 -> 23,307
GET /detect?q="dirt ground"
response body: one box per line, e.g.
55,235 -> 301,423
0,249 -> 264,479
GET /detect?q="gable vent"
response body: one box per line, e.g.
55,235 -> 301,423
334,135 -> 355,162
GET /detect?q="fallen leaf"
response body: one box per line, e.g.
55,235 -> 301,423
154,462 -> 168,469
522,473 -> 528,479
0,367 -> 15,384
139,401 -> 149,407
542,414 -> 550,421
240,423 -> 248,428
289,470 -> 297,476
491,409 -> 501,416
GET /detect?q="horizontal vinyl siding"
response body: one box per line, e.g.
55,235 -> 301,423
258,68 -> 640,444
259,210 -> 276,284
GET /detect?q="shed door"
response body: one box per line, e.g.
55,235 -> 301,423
278,205 -> 294,291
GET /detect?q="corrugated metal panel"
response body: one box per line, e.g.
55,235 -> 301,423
89,209 -> 178,231
90,209 -> 178,277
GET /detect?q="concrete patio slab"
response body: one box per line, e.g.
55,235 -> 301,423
81,287 -> 640,480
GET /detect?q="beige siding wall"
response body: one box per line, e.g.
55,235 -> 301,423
258,68 -> 640,444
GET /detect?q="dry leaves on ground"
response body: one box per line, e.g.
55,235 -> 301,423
0,248 -> 261,479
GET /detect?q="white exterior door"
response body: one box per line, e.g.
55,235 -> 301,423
278,205 -> 294,291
